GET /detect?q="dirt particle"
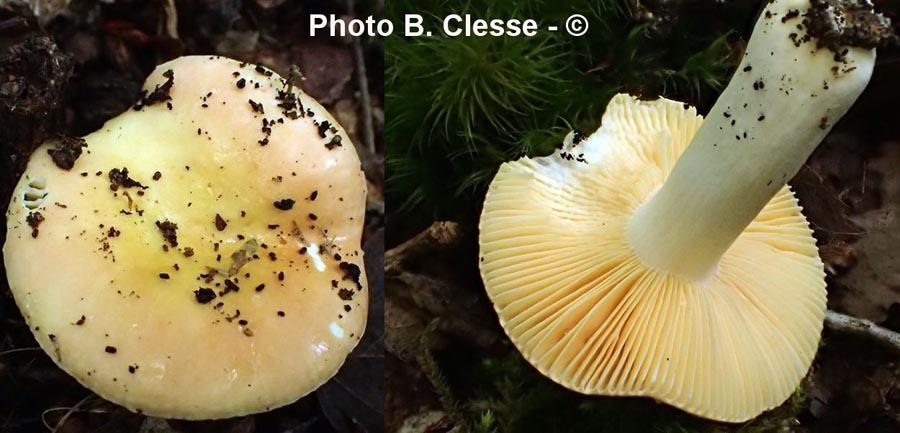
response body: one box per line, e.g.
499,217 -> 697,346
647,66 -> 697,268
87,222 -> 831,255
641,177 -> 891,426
274,199 -> 295,210
803,0 -> 896,54
255,65 -> 273,77
109,167 -> 147,191
339,262 -> 363,290
782,9 -> 800,23
47,137 -> 87,170
26,211 -> 44,238
133,69 -> 175,110
325,134 -> 343,150
194,288 -> 216,304
156,220 -> 178,247
215,214 -> 227,231
317,121 -> 332,138
249,99 -> 264,114
223,279 -> 240,294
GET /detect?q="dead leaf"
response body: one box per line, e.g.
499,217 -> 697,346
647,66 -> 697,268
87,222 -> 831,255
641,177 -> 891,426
836,142 -> 900,322
295,41 -> 353,104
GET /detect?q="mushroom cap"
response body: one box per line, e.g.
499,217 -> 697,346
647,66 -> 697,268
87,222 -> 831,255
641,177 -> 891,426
479,94 -> 826,422
3,56 -> 368,419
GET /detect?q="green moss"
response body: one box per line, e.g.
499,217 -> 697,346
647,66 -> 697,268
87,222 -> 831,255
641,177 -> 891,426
440,348 -> 714,433
427,343 -> 813,433
386,0 -> 757,229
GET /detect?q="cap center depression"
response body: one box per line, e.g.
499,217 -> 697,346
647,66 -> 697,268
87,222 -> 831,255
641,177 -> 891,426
309,14 -> 539,38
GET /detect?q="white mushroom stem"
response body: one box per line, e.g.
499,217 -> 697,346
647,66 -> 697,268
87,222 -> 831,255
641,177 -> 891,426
627,0 -> 878,281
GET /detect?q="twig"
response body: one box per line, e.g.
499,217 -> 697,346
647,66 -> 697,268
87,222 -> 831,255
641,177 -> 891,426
161,0 -> 179,39
347,0 -> 376,154
385,221 -> 502,350
0,347 -> 42,356
0,17 -> 28,35
385,221 -> 461,264
824,309 -> 900,356
43,394 -> 94,433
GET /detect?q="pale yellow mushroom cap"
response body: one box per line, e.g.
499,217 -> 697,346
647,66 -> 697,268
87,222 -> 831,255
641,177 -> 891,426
3,55 -> 368,419
479,94 -> 826,422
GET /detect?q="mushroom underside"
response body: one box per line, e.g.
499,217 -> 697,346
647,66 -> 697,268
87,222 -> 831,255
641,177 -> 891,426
479,95 -> 827,423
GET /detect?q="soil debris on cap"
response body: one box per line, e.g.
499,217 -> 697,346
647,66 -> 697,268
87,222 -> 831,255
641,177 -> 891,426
317,121 -> 332,138
109,167 -> 148,191
339,262 -> 363,290
325,135 -> 342,150
249,99 -> 264,114
215,214 -> 227,231
194,288 -> 216,304
273,199 -> 295,210
133,69 -> 175,110
255,65 -> 273,76
47,137 -> 87,170
155,220 -> 178,247
223,279 -> 240,294
26,212 -> 44,238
